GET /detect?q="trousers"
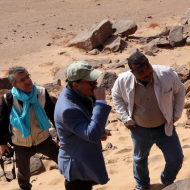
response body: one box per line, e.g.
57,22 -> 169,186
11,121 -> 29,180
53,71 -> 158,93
131,124 -> 183,188
14,136 -> 59,190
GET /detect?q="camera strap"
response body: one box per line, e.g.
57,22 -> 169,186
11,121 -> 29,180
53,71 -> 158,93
0,150 -> 16,182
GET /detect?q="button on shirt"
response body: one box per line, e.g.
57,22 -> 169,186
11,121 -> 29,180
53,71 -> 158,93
132,78 -> 166,128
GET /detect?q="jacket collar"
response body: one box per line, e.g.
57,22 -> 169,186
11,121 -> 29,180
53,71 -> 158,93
64,86 -> 94,118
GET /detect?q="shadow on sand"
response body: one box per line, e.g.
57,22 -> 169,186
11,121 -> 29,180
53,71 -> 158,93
148,183 -> 164,190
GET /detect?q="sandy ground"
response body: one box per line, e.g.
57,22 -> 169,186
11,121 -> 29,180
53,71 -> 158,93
0,0 -> 190,189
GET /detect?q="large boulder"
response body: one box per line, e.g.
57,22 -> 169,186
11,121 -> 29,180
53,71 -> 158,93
187,107 -> 190,119
85,59 -> 112,69
111,20 -> 138,37
163,178 -> 190,190
30,154 -> 45,176
105,61 -> 127,70
169,26 -> 184,47
99,72 -> 118,93
53,66 -> 68,82
184,100 -> 190,109
84,59 -> 102,69
154,37 -> 170,46
181,9 -> 190,25
66,19 -> 112,50
102,35 -> 122,52
183,25 -> 190,35
140,41 -> 159,53
184,80 -> 190,94
0,78 -> 12,90
170,63 -> 190,83
186,36 -> 190,45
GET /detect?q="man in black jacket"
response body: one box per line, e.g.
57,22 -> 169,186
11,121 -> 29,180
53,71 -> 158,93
0,66 -> 59,190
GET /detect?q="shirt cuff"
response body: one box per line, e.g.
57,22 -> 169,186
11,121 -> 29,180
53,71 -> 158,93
96,100 -> 107,105
125,119 -> 135,126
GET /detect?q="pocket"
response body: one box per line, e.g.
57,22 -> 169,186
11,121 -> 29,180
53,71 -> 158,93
163,87 -> 173,95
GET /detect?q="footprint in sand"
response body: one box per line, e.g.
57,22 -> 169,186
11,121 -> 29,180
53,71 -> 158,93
118,136 -> 129,141
47,178 -> 63,185
182,138 -> 190,143
148,155 -> 163,164
114,147 -> 132,154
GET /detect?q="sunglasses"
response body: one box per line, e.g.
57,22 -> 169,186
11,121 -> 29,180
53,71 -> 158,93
130,58 -> 150,72
78,81 -> 97,86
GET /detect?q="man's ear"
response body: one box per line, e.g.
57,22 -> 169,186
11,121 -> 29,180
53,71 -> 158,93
12,83 -> 17,88
72,82 -> 79,90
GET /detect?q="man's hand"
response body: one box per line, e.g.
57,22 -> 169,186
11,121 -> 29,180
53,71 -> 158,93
0,145 -> 10,158
56,140 -> 60,147
101,132 -> 108,141
124,123 -> 136,130
94,87 -> 106,101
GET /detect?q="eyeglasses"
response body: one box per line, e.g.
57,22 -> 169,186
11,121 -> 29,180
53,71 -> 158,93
78,80 -> 97,86
16,74 -> 31,83
131,59 -> 150,72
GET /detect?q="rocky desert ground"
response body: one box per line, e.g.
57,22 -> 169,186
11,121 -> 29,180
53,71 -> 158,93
1,0 -> 190,190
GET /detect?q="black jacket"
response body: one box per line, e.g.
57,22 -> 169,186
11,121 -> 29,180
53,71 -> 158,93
0,89 -> 56,145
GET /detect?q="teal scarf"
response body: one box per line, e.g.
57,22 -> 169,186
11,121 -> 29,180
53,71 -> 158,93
10,84 -> 51,138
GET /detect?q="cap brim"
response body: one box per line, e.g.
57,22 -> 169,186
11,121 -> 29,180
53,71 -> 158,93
83,69 -> 102,81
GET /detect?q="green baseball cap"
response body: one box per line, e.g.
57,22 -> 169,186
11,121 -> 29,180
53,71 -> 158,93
66,61 -> 102,82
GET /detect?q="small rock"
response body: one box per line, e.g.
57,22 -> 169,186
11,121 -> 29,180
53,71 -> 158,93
100,58 -> 112,65
176,122 -> 186,127
108,126 -> 119,131
46,43 -> 51,46
186,36 -> 190,45
145,51 -> 154,56
114,59 -> 120,63
129,48 -> 139,55
58,51 -> 66,55
105,142 -> 113,149
182,145 -> 190,148
109,119 -> 118,123
88,49 -> 99,55
105,62 -> 125,70
48,164 -> 58,170
31,178 -> 37,183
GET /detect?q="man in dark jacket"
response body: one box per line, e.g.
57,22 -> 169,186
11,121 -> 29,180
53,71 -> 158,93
0,66 -> 59,190
54,61 -> 111,190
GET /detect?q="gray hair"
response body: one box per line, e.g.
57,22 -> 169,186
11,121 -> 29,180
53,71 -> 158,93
8,66 -> 27,84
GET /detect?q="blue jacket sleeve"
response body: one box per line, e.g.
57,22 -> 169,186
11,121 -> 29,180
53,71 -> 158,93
62,103 -> 111,144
